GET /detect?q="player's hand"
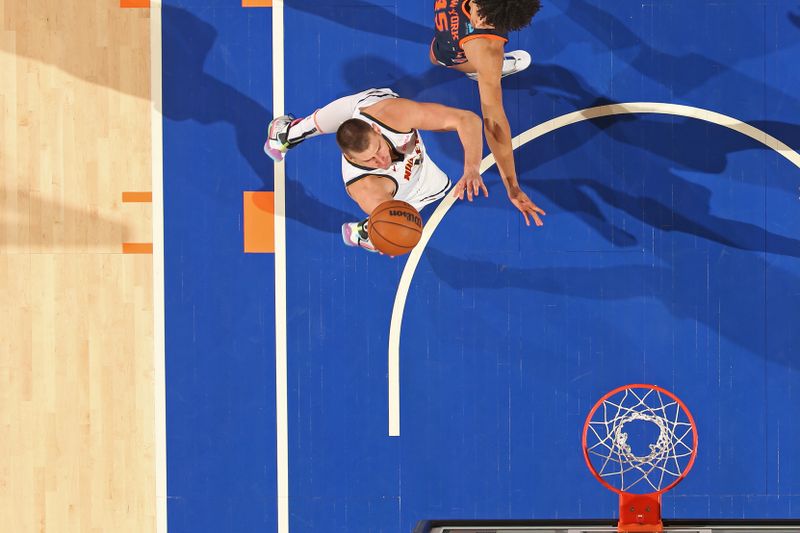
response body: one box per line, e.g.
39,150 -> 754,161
508,186 -> 546,227
452,168 -> 488,202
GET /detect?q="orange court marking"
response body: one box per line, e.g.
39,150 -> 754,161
122,243 -> 153,254
242,0 -> 272,7
122,191 -> 153,203
120,0 -> 150,7
243,192 -> 275,253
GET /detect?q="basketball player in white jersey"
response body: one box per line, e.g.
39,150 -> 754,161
264,88 -> 487,253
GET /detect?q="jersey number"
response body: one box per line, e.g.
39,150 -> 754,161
434,0 -> 448,31
435,11 -> 447,31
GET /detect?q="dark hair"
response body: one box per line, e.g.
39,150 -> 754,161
473,0 -> 541,33
336,119 -> 374,154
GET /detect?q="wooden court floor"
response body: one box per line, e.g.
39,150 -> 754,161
1,1 -> 160,531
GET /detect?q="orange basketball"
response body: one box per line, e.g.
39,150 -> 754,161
368,200 -> 423,256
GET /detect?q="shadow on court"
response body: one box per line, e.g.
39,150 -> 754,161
550,0 -> 800,101
341,55 -> 456,100
791,10 -> 800,29
285,0 -> 430,45
424,245 -> 800,369
510,114 -> 800,254
162,5 -> 354,234
420,110 -> 800,367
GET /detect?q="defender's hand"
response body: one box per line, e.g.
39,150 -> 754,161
508,186 -> 546,227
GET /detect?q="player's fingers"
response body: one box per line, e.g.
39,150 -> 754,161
524,204 -> 543,225
522,210 -> 531,226
467,187 -> 473,202
534,205 -> 546,215
481,183 -> 489,197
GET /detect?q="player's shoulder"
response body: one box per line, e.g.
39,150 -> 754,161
462,34 -> 505,58
360,98 -> 416,131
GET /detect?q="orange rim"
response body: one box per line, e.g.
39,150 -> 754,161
582,383 -> 698,496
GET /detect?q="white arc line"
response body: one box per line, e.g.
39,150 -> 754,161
387,102 -> 800,437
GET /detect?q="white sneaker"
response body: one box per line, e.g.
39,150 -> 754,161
263,114 -> 300,162
466,50 -> 532,81
341,220 -> 379,253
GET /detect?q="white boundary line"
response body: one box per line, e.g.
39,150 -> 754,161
272,2 -> 289,533
150,2 -> 168,533
387,102 -> 800,436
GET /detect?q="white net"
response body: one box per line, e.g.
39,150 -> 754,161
584,385 -> 696,493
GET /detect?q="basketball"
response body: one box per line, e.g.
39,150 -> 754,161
368,200 -> 423,256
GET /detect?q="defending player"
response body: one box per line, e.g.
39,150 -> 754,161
431,0 -> 546,226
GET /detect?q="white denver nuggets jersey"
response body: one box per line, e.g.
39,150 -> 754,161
341,88 -> 449,209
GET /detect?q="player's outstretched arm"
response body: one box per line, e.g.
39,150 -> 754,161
463,38 -> 546,226
375,98 -> 487,201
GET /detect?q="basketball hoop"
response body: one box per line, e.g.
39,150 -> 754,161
582,384 -> 698,532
